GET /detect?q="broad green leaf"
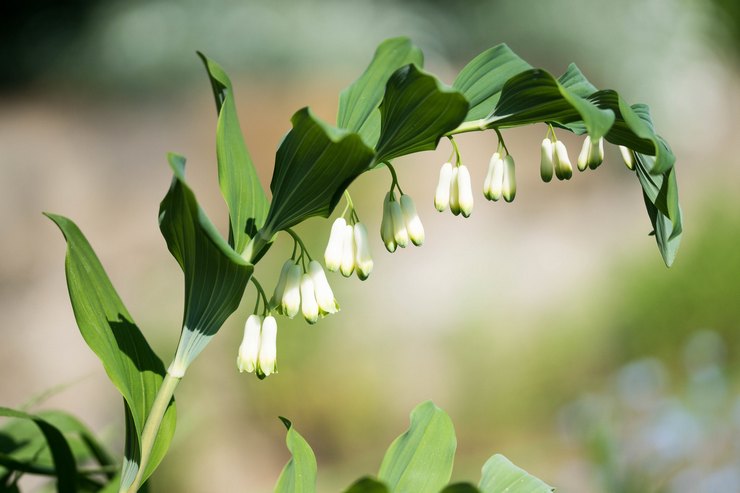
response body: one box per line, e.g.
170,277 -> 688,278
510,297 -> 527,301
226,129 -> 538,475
46,214 -> 176,488
375,65 -> 469,163
344,477 -> 390,493
453,44 -> 532,122
274,418 -> 317,493
198,52 -> 269,253
0,407 -> 77,493
159,153 -> 254,372
557,63 -> 598,98
378,401 -> 456,493
263,108 -> 375,234
478,455 -> 553,493
440,483 -> 481,493
486,68 -> 615,140
338,37 -> 424,147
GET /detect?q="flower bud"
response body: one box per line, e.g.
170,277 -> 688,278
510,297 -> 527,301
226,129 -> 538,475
619,145 -> 635,170
340,224 -> 356,277
502,154 -> 517,203
237,314 -> 262,373
553,141 -> 573,180
449,167 -> 461,216
389,199 -> 409,248
354,222 -> 374,280
324,218 -> 346,272
484,153 -> 503,201
434,162 -> 453,212
578,136 -> 605,171
281,263 -> 302,318
540,139 -> 554,183
257,315 -> 277,378
457,164 -> 474,217
270,260 -> 294,312
308,260 -> 338,314
300,274 -> 319,324
380,192 -> 397,253
400,194 -> 424,246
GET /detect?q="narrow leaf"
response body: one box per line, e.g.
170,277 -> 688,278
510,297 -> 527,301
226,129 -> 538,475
274,418 -> 317,493
0,408 -> 77,493
198,52 -> 269,253
378,401 -> 456,493
375,65 -> 469,163
478,455 -> 553,493
46,214 -> 176,488
263,108 -> 375,234
338,37 -> 424,147
453,44 -> 532,122
344,477 -> 390,493
159,153 -> 254,372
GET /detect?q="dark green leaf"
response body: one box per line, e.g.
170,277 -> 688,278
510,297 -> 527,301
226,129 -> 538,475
0,408 -> 77,493
440,483 -> 481,493
343,477 -> 390,493
557,63 -> 599,98
375,65 -> 469,163
378,401 -> 456,493
159,153 -> 254,372
338,37 -> 423,147
198,52 -> 269,253
263,108 -> 375,234
478,455 -> 553,493
487,68 -> 615,140
45,214 -> 177,488
274,418 -> 317,493
453,44 -> 532,122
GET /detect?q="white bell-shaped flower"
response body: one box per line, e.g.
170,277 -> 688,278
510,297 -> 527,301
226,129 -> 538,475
300,273 -> 319,324
340,223 -> 356,277
449,166 -> 461,215
457,164 -> 474,217
434,162 -> 453,212
400,194 -> 424,246
270,259 -> 294,311
484,152 -> 504,201
281,263 -> 302,318
354,222 -> 374,280
502,155 -> 516,203
553,141 -> 573,180
237,314 -> 262,373
308,260 -> 338,314
577,136 -> 605,171
380,192 -> 397,253
540,139 -> 554,183
257,315 -> 278,378
389,199 -> 409,248
619,145 -> 635,170
324,217 -> 346,272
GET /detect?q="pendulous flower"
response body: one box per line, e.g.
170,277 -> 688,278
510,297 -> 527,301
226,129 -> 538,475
553,140 -> 573,180
300,273 -> 319,324
281,263 -> 302,318
484,152 -> 504,201
577,135 -> 604,171
237,314 -> 262,373
324,217 -> 346,272
354,222 -> 374,279
434,162 -> 453,212
502,154 -> 516,203
381,192 -> 397,253
456,164 -> 474,217
308,260 -> 339,314
257,315 -> 278,378
619,145 -> 635,170
540,139 -> 554,183
400,194 -> 424,246
340,223 -> 356,277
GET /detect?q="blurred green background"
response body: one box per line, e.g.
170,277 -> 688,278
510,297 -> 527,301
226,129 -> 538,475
1,0 -> 739,491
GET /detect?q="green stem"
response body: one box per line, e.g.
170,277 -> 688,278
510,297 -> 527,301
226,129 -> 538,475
384,162 -> 404,195
445,118 -> 488,136
285,228 -> 312,262
125,373 -> 180,493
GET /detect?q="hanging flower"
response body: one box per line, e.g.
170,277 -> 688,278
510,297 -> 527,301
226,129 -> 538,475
354,222 -> 374,279
324,217 -> 346,272
300,273 -> 319,324
400,194 -> 424,246
502,154 -> 516,203
434,162 -> 453,212
256,315 -> 278,378
484,152 -> 504,201
619,145 -> 635,170
237,314 -> 262,373
381,192 -> 397,253
281,262 -> 302,318
540,138 -> 554,183
308,260 -> 339,314
553,140 -> 573,180
456,164 -> 474,217
340,222 -> 356,277
577,135 -> 604,171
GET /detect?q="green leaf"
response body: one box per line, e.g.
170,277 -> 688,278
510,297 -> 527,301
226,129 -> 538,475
45,214 -> 177,488
378,401 -> 456,493
440,483 -> 481,493
159,153 -> 254,372
478,455 -> 553,493
198,52 -> 269,253
274,418 -> 317,493
337,37 -> 424,147
453,44 -> 532,122
263,108 -> 375,234
487,68 -> 615,140
375,65 -> 469,163
0,408 -> 77,493
556,63 -> 599,98
344,477 -> 390,493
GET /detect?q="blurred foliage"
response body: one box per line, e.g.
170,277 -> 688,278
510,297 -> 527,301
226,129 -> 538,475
707,0 -> 740,61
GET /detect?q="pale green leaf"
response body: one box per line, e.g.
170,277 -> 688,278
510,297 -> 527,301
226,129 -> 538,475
274,418 -> 317,493
378,401 -> 456,493
478,455 -> 553,493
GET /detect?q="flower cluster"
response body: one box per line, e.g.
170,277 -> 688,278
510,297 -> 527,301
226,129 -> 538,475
483,151 -> 516,202
577,135 -> 605,171
325,217 -> 374,280
540,136 -> 573,181
273,259 -> 339,323
381,191 -> 424,252
435,162 -> 474,216
237,314 -> 278,378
